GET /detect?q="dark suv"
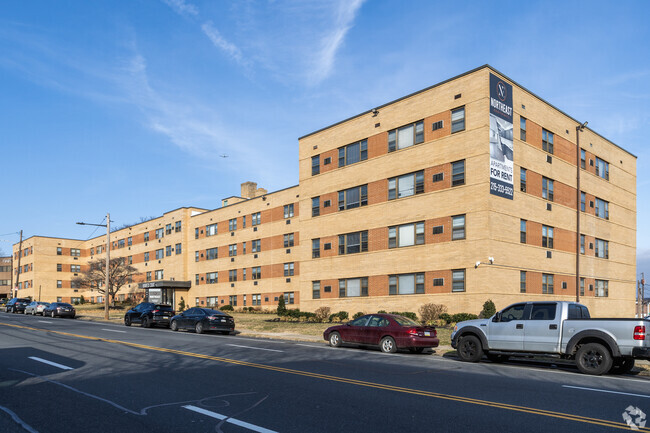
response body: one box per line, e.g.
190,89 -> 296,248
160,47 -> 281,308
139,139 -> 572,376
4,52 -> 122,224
124,302 -> 175,328
4,298 -> 31,313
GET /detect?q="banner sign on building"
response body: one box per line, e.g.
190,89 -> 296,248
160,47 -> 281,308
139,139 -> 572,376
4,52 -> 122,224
489,73 -> 514,199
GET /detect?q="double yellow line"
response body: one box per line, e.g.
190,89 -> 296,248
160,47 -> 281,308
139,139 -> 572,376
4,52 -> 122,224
2,321 -> 647,431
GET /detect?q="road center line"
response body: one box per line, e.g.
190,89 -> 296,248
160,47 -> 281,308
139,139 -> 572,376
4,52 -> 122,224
183,405 -> 278,433
28,356 -> 73,370
101,329 -> 127,333
226,344 -> 283,353
562,385 -> 650,399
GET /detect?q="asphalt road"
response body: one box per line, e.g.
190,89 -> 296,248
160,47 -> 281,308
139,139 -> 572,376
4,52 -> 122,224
0,312 -> 649,433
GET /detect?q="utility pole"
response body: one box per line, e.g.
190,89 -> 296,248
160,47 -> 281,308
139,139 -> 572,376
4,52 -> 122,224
639,273 -> 645,318
14,230 -> 23,298
77,214 -> 110,320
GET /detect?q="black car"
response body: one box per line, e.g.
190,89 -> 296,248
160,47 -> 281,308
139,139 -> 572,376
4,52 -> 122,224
170,308 -> 235,335
124,302 -> 175,328
4,298 -> 31,313
43,302 -> 76,318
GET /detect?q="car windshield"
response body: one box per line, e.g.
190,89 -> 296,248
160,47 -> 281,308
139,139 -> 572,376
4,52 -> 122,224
391,315 -> 420,327
59,303 -> 73,308
205,309 -> 226,316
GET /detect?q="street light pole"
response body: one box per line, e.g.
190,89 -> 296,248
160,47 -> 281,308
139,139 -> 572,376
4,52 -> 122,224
77,213 -> 110,320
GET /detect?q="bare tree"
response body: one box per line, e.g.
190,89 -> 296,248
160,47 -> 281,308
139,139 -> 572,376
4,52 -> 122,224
72,257 -> 138,305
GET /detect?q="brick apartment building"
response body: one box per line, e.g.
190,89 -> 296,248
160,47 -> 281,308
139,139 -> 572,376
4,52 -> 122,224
12,65 -> 637,317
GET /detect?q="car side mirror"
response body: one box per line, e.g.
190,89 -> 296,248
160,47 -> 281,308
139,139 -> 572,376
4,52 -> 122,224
493,312 -> 501,323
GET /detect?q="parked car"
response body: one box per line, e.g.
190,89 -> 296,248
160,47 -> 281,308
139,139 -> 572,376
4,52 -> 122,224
170,307 -> 235,334
451,301 -> 650,375
124,302 -> 175,328
324,313 -> 439,353
0,298 -> 7,307
3,298 -> 31,313
24,301 -> 50,315
43,302 -> 76,318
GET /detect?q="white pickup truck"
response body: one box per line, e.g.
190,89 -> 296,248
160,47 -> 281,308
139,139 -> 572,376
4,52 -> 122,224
450,301 -> 650,375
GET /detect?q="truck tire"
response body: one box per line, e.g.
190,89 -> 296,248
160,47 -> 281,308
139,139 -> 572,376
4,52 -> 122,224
575,343 -> 613,375
457,335 -> 483,362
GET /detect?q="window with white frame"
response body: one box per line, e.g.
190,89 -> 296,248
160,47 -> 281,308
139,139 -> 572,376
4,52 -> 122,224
595,280 -> 608,297
595,238 -> 609,259
388,120 -> 424,152
452,215 -> 466,240
595,197 -> 609,219
388,171 -> 424,200
389,222 -> 424,248
452,269 -> 465,292
284,262 -> 294,276
207,272 -> 218,284
338,278 -> 368,297
595,157 -> 609,180
206,223 -> 218,236
284,204 -> 294,218
451,107 -> 465,133
389,273 -> 425,295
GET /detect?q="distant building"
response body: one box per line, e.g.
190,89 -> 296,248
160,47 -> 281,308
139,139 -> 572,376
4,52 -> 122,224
13,66 -> 637,316
0,256 -> 11,299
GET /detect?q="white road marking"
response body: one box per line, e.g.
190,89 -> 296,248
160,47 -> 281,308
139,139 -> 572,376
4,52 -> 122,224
562,385 -> 650,399
101,329 -> 126,333
0,405 -> 40,433
183,405 -> 278,433
28,356 -> 73,370
38,321 -> 53,324
226,344 -> 283,353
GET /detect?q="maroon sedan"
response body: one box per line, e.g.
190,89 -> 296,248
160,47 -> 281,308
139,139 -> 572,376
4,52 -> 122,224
323,313 -> 439,353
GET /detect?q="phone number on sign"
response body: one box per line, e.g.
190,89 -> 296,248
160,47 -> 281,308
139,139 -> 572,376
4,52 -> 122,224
490,182 -> 513,196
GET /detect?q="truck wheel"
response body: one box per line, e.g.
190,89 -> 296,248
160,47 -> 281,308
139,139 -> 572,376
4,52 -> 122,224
575,343 -> 613,375
457,335 -> 483,362
610,357 -> 635,375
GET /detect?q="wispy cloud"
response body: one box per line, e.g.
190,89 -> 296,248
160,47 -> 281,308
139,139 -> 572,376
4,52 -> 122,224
308,0 -> 365,85
161,0 -> 198,17
201,21 -> 245,65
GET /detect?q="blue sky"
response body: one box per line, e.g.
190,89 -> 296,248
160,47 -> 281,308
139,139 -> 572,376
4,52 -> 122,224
1,0 -> 649,278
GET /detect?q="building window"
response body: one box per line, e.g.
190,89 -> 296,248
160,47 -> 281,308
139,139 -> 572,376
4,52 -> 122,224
389,273 -> 425,295
242,216 -> 246,228
229,295 -> 237,306
71,265 -> 81,273
175,243 -> 181,255
71,248 -> 80,257
542,274 -> 554,294
338,231 -> 368,254
595,238 -> 609,259
206,248 -> 218,260
339,139 -> 368,166
144,252 -> 150,262
520,117 -> 526,141
166,245 -> 172,257
229,244 -> 237,257
520,271 -> 526,293
580,277 -> 585,296
207,272 -> 218,284
57,263 -> 62,272
165,224 -> 172,235
127,237 -> 132,247
57,247 -> 62,255
229,218 -> 237,231
283,292 -> 295,305
252,266 -> 261,280
127,256 -> 132,265
242,268 -> 247,280
542,225 -> 554,249
388,121 -> 423,152
580,192 -> 586,212
595,280 -> 608,297
117,239 -> 125,249
175,221 -> 181,232
338,185 -> 368,210
389,222 -> 425,248
144,232 -> 150,242
284,262 -> 294,276
228,270 -> 237,282
520,220 -> 527,243
338,277 -> 368,297
312,197 -> 320,217
312,281 -> 321,299
595,198 -> 609,219
156,249 -> 164,260
452,269 -> 465,292
242,242 -> 247,254
452,160 -> 465,186
155,228 -> 164,239
312,155 -> 320,175
580,235 -> 585,254
542,177 -> 554,201
595,157 -> 609,180
154,270 -> 163,280
195,228 -> 199,239
251,239 -> 261,253
388,171 -> 424,200
451,107 -> 465,133
452,215 -> 466,240
580,149 -> 586,169
195,251 -> 199,262
252,212 -> 261,226
312,238 -> 320,258
542,129 -> 554,154
252,294 -> 261,306
284,204 -> 294,219
206,223 -> 218,236
284,233 -> 295,248
520,168 -> 527,192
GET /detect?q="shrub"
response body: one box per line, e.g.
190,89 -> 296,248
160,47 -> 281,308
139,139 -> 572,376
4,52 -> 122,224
277,296 -> 287,316
377,310 -> 387,314
337,311 -> 349,321
314,306 -> 330,322
418,303 -> 448,324
451,312 -> 478,323
80,295 -> 86,305
479,299 -> 497,318
390,311 -> 418,321
178,297 -> 186,313
220,304 -> 234,311
352,312 -> 364,319
287,308 -> 301,319
439,313 -> 452,324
